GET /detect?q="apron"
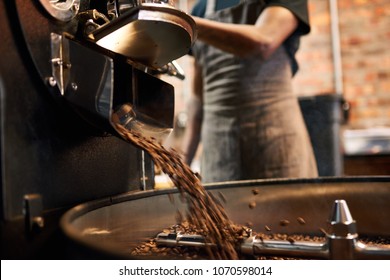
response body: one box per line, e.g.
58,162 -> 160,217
192,0 -> 318,183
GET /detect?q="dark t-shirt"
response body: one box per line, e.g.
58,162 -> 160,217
191,0 -> 310,75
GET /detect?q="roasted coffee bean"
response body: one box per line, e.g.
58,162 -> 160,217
319,228 -> 328,235
246,221 -> 253,228
265,225 -> 272,231
249,201 -> 256,209
297,217 -> 306,225
280,219 -> 290,226
252,189 -> 259,195
287,237 -> 295,244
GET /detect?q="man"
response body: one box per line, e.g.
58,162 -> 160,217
182,0 -> 318,183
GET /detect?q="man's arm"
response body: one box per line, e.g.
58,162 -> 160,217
193,6 -> 299,59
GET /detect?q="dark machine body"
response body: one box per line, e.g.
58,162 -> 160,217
0,0 -> 174,259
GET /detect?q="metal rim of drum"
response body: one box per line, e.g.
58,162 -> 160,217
60,176 -> 390,259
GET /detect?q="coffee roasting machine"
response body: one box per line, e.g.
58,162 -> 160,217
1,0 -> 390,260
0,0 -> 196,259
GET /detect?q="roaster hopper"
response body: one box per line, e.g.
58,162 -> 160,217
61,177 -> 390,259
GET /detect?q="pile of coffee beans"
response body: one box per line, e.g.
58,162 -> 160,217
130,222 -> 390,260
130,221 -> 261,259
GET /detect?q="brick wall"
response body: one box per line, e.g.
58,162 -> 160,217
293,0 -> 334,95
294,0 -> 390,128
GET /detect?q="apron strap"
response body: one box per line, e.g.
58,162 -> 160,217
205,0 -> 216,17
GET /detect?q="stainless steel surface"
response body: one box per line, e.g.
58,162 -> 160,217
61,177 -> 390,259
113,103 -> 173,141
50,33 -> 71,95
89,4 -> 196,67
39,0 -> 80,22
343,127 -> 390,155
246,238 -> 329,259
156,232 -> 215,247
328,199 -> 357,238
327,199 -> 357,259
118,1 -> 176,12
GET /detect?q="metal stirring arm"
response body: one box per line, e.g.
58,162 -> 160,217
241,236 -> 329,259
155,200 -> 390,260
156,232 -> 215,248
155,231 -> 330,259
242,235 -> 390,260
155,230 -> 390,260
353,240 -> 390,260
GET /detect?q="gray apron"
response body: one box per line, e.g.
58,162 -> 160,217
193,0 -> 318,183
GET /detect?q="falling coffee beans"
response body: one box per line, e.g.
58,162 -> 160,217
115,124 -> 238,260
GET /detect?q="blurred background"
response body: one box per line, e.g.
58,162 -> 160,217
161,0 -> 390,178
